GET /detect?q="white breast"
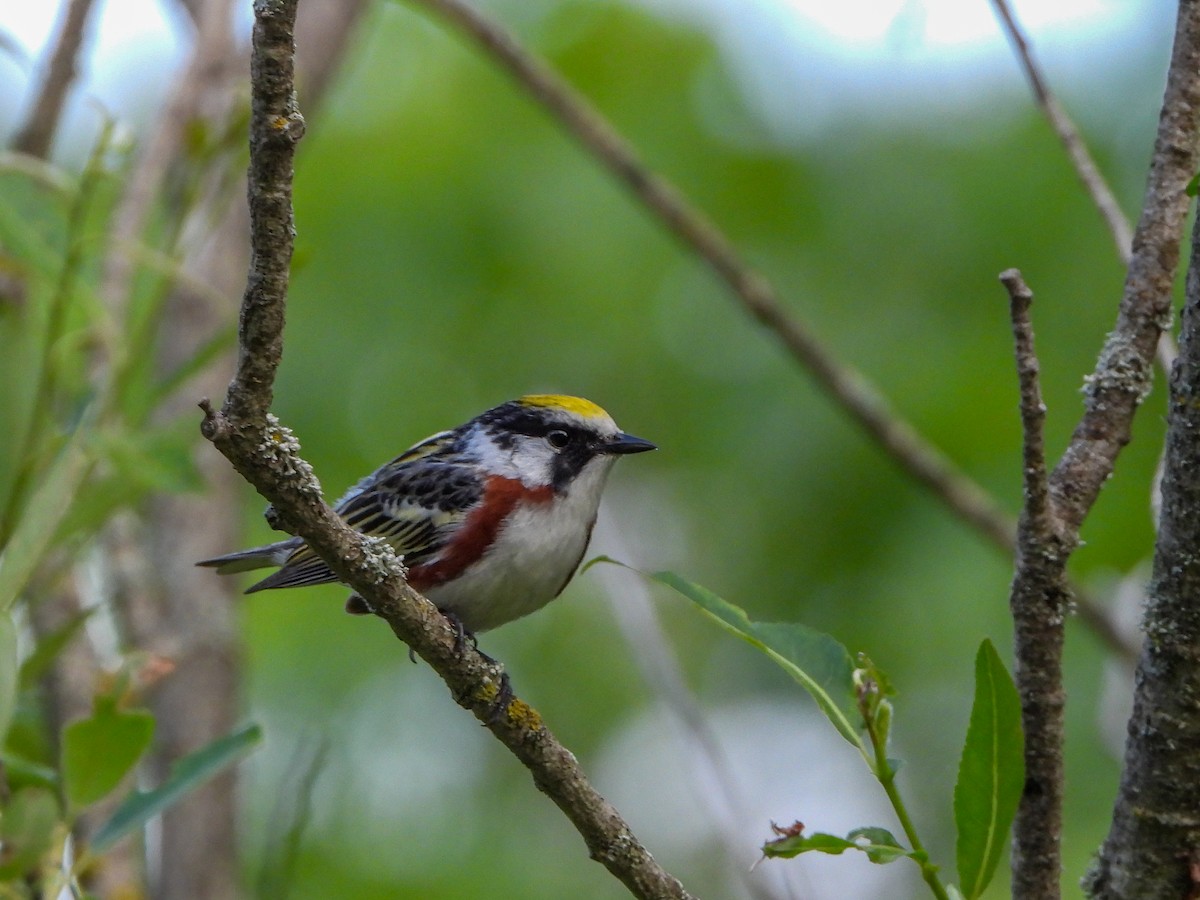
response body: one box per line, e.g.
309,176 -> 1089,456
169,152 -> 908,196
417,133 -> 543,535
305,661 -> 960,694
425,458 -> 615,632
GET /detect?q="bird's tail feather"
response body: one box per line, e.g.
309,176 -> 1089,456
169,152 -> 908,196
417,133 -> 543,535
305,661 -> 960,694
195,540 -> 298,575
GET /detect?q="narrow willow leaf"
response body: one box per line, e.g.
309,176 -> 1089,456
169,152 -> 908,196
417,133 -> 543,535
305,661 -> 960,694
846,826 -> 910,864
955,639 -> 1024,899
0,750 -> 60,791
92,723 -> 263,852
0,610 -> 17,740
764,825 -> 910,865
62,696 -> 155,809
649,569 -> 860,746
0,434 -> 92,613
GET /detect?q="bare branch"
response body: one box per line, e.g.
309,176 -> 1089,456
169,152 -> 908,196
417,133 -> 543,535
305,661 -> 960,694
404,0 -> 1135,662
202,3 -> 693,896
12,0 -> 100,159
1000,269 -> 1072,900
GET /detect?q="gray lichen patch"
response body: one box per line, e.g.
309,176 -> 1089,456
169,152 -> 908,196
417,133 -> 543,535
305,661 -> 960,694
259,413 -> 320,494
358,535 -> 408,585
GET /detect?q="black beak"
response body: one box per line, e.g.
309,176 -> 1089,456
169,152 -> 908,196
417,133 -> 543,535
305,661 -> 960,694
604,432 -> 657,455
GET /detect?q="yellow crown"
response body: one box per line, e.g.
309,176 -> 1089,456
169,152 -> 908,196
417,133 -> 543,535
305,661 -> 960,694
518,394 -> 609,420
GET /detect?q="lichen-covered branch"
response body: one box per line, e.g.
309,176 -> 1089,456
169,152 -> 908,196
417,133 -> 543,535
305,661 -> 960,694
1085,116 -> 1200,900
201,2 -> 692,897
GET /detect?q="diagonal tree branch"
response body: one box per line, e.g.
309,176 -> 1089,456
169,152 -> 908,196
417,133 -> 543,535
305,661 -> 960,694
200,2 -> 693,897
12,0 -> 100,159
988,0 -> 1178,373
403,0 -> 1135,661
989,0 -> 1133,263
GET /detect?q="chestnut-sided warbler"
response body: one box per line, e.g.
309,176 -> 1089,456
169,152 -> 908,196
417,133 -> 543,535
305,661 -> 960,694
198,395 -> 655,632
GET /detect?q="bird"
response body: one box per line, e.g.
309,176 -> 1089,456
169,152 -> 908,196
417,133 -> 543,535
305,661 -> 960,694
197,394 -> 656,634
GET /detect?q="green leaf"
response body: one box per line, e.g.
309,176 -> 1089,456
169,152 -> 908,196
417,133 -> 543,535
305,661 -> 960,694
1187,172 -> 1200,197
764,824 -> 911,865
0,750 -> 61,791
955,639 -> 1024,899
92,723 -> 262,852
62,695 -> 155,809
645,568 -> 859,746
847,826 -> 910,864
0,786 -> 60,879
0,432 -> 92,613
0,610 -> 17,740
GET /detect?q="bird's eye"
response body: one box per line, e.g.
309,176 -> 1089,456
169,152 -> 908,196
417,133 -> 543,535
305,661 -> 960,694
546,429 -> 571,450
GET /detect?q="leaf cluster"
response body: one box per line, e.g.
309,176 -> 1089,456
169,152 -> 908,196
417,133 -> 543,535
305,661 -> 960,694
0,123 -> 259,893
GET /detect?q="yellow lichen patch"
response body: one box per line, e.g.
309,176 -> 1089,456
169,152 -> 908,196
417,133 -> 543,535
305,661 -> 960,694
518,394 -> 609,420
471,684 -> 543,730
503,698 -> 543,731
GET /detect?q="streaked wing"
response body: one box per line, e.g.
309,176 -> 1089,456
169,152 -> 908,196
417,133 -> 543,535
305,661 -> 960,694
253,456 -> 484,592
339,458 -> 484,560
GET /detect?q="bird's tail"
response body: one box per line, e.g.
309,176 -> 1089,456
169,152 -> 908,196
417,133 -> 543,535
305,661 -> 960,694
195,539 -> 299,575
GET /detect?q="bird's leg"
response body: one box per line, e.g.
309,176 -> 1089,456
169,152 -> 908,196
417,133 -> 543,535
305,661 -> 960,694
438,609 -> 477,656
486,671 -> 514,725
437,610 -> 513,723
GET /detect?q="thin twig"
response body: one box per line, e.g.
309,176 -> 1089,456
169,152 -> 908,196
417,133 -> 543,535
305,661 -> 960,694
987,0 -> 1179,374
1002,270 -> 1050,528
406,0 -> 1010,548
202,3 -> 693,897
12,0 -> 100,159
989,0 -> 1132,263
1000,270 -> 1071,900
404,0 -> 1136,662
